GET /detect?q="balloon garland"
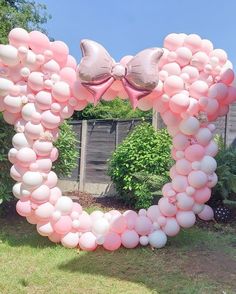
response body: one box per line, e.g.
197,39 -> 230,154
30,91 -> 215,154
0,28 -> 235,250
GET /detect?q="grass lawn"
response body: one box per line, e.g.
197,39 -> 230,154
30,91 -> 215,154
0,208 -> 236,294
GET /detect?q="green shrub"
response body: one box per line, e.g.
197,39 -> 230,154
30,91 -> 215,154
108,122 -> 173,208
0,114 -> 15,204
53,121 -> 79,177
210,139 -> 236,206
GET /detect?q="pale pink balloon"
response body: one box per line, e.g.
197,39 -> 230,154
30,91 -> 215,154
182,65 -> 199,82
53,215 -> 72,235
198,205 -> 214,221
33,158 -> 52,173
37,222 -> 54,236
153,98 -> 169,113
176,192 -> 194,210
210,49 -> 227,65
176,211 -> 196,228
189,80 -> 208,99
10,163 -> 27,181
41,110 -> 61,129
175,47 -> 192,66
44,171 -> 58,188
164,33 -> 184,51
48,232 -> 62,243
65,55 -> 77,70
191,51 -> 209,70
123,210 -> 138,230
60,67 -> 77,86
220,68 -> 234,85
16,199 -> 32,216
29,31 -> 50,53
193,187 -> 211,204
121,230 -> 139,248
201,39 -> 213,54
16,147 -> 37,167
162,110 -> 181,126
175,158 -> 192,175
188,170 -> 208,189
78,212 -> 92,232
172,175 -> 188,192
3,111 -> 20,125
137,95 -> 154,111
146,205 -> 161,222
186,98 -> 199,116
61,232 -> 79,248
35,91 -> 52,110
173,133 -> 190,150
208,83 -> 228,101
26,214 -> 38,225
50,41 -> 69,65
162,62 -> 181,76
162,217 -> 180,236
49,187 -> 62,205
164,75 -> 184,96
184,34 -> 202,53
157,215 -> 167,227
195,128 -> 212,146
158,197 -> 177,217
31,184 -> 50,202
79,232 -> 97,251
52,81 -> 71,102
103,232 -> 121,251
110,215 -> 126,234
35,202 -> 54,219
33,140 -> 53,157
204,140 -> 218,157
169,93 -> 190,113
24,122 -> 44,140
73,80 -> 93,101
185,144 -> 205,162
179,116 -> 200,135
134,216 -> 152,236
9,28 -> 30,48
50,147 -> 59,162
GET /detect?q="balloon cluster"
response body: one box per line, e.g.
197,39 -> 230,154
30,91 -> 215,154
0,29 -> 235,250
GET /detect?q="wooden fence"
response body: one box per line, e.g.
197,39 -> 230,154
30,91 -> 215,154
59,109 -> 235,195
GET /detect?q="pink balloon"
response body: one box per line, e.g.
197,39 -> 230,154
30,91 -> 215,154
103,232 -> 121,251
162,217 -> 180,236
78,212 -> 92,232
164,75 -> 184,96
134,216 -> 152,236
121,230 -> 139,249
175,158 -> 192,175
176,193 -> 194,210
193,187 -> 211,204
164,33 -> 184,51
175,47 -> 192,66
169,93 -> 190,113
172,175 -> 188,192
29,31 -> 50,53
184,34 -> 202,53
198,205 -> 214,221
110,215 -> 126,234
16,199 -> 32,217
53,215 -> 72,235
146,205 -> 161,222
9,28 -> 30,48
158,197 -> 177,217
48,232 -> 62,243
60,67 -> 76,86
185,144 -> 205,162
176,211 -> 196,228
188,170 -> 208,189
65,55 -> 77,70
79,232 -> 97,251
123,210 -> 138,230
173,133 -> 190,150
50,41 -> 69,65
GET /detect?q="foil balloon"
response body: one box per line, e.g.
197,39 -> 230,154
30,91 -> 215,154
77,39 -> 163,108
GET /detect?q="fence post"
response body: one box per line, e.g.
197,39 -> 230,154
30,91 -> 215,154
152,109 -> 162,130
79,120 -> 87,192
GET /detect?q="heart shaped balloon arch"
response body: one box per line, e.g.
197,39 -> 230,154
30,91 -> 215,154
0,28 -> 235,250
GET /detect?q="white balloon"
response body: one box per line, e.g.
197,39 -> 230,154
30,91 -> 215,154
139,236 -> 149,246
200,155 -> 217,174
92,217 -> 110,236
0,78 -> 13,96
148,230 -> 167,248
55,196 -> 73,214
35,202 -> 55,219
61,232 -> 79,248
0,44 -> 19,66
22,171 -> 43,188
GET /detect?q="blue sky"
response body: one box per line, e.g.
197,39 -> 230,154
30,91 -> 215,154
38,0 -> 236,66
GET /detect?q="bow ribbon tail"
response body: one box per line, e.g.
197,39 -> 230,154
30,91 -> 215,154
82,77 -> 115,105
122,78 -> 151,109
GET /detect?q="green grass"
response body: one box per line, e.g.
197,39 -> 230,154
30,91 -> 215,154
0,213 -> 236,294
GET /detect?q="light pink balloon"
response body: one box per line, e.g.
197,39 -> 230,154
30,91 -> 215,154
78,212 -> 92,232
198,205 -> 214,221
16,199 -> 32,216
176,211 -> 196,228
9,28 -> 30,48
134,216 -> 152,236
162,217 -> 180,236
121,230 -> 139,249
175,47 -> 192,66
193,187 -> 211,204
172,175 -> 188,192
50,41 -> 69,65
164,75 -> 184,96
185,144 -> 205,162
53,215 -> 72,235
176,193 -> 194,210
29,31 -> 50,53
79,232 -> 97,251
48,232 -> 62,243
146,205 -> 161,222
188,170 -> 208,189
110,215 -> 126,234
103,232 -> 121,251
169,93 -> 190,113
158,197 -> 177,217
123,210 -> 138,230
175,158 -> 192,175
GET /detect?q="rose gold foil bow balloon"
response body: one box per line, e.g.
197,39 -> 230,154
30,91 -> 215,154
77,39 -> 163,109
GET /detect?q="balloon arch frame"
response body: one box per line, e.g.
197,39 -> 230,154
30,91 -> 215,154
0,28 -> 235,251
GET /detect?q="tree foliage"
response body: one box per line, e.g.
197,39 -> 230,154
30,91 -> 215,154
0,0 -> 51,44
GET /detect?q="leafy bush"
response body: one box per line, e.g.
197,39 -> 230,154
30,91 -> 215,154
0,118 -> 79,208
210,139 -> 236,206
53,121 -> 79,177
108,122 -> 173,208
0,114 -> 15,204
73,98 -> 152,120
